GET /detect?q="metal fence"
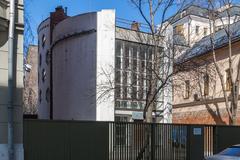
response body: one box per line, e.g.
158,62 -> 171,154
24,120 -> 240,160
109,123 -> 188,160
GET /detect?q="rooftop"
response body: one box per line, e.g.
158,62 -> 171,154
178,20 -> 240,62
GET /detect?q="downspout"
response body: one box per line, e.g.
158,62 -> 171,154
8,0 -> 15,159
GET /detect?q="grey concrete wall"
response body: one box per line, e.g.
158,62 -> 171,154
37,18 -> 51,119
52,13 -> 98,120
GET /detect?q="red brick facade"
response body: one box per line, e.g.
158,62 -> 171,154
173,107 -> 240,125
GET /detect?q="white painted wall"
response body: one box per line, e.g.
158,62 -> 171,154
96,10 -> 115,121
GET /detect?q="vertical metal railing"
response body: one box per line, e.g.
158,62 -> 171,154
204,126 -> 214,157
109,122 -> 188,160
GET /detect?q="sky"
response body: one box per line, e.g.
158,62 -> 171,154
25,0 -> 164,46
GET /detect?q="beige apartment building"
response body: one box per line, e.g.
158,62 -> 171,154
173,21 -> 240,125
0,0 -> 24,159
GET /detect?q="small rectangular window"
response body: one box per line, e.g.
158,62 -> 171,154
204,74 -> 209,96
174,24 -> 184,35
184,80 -> 190,99
196,26 -> 200,35
204,27 -> 208,36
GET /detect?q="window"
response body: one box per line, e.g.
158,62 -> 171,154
46,88 -> 50,102
123,72 -> 128,85
115,101 -> 120,108
116,41 -> 122,56
131,87 -> 137,99
46,51 -> 50,65
131,73 -> 137,86
122,86 -> 128,99
133,59 -> 137,71
131,102 -> 138,108
39,90 -> 42,103
124,58 -> 130,69
226,69 -> 232,91
124,44 -> 130,58
140,46 -> 146,60
115,85 -> 121,98
184,80 -> 190,99
42,69 -> 46,82
39,54 -> 42,66
115,71 -> 121,84
204,27 -> 208,36
196,26 -> 200,35
204,74 -> 209,96
132,46 -> 137,59
174,24 -> 184,35
141,61 -> 145,72
42,34 -> 46,48
115,57 -> 121,69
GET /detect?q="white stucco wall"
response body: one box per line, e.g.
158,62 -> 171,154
96,10 -> 115,121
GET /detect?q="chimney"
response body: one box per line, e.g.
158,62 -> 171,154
131,21 -> 140,31
50,6 -> 68,42
50,6 -> 67,27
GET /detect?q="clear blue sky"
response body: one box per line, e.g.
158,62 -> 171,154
25,0 -> 168,46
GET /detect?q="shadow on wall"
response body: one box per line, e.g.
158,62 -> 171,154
0,86 -> 23,105
205,103 -> 227,125
0,31 -> 8,47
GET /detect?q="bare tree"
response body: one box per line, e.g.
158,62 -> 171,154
126,0 -> 192,122
173,0 -> 240,125
206,0 -> 240,125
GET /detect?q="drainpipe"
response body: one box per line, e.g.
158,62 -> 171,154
8,0 -> 16,159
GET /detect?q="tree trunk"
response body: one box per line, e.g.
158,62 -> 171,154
146,103 -> 154,122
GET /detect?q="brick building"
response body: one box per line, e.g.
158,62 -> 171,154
173,20 -> 240,125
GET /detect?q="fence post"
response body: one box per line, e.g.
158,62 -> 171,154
151,123 -> 155,160
186,125 -> 191,160
213,126 -> 218,154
